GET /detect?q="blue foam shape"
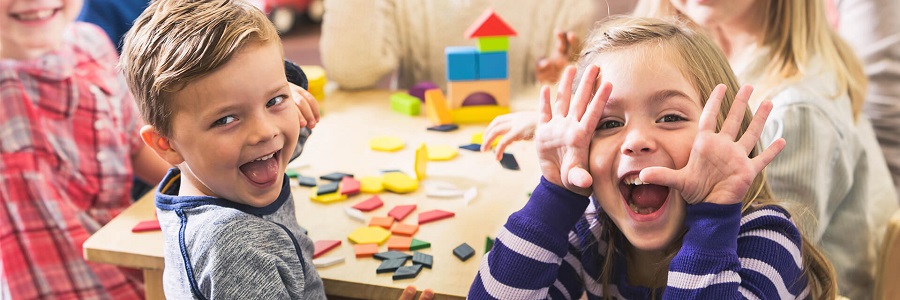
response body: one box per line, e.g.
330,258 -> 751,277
446,46 -> 478,81
477,52 -> 507,80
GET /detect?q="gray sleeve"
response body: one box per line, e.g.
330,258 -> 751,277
319,0 -> 399,89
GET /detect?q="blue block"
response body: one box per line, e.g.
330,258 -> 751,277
478,52 -> 507,80
446,46 -> 478,81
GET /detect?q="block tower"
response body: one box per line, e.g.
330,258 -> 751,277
443,8 -> 516,123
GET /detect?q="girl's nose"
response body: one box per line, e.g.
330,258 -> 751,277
620,125 -> 656,155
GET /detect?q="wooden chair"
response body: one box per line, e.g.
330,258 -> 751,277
875,209 -> 900,300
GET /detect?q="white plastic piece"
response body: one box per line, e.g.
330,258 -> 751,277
313,256 -> 345,268
464,187 -> 478,205
344,207 -> 366,223
425,181 -> 464,198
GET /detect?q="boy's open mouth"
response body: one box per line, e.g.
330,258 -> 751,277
618,174 -> 669,215
239,150 -> 280,185
11,8 -> 60,22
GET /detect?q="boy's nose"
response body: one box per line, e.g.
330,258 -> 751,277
248,118 -> 279,145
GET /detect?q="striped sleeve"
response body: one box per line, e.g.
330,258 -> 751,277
665,204 -> 808,299
469,178 -> 591,300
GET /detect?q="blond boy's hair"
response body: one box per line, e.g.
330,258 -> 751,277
120,0 -> 281,137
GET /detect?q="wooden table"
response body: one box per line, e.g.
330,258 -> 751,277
84,89 -> 542,299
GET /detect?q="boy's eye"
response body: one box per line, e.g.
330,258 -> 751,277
656,114 -> 685,123
267,95 -> 286,108
597,120 -> 623,130
213,115 -> 236,127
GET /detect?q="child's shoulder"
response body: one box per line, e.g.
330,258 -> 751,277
185,207 -> 297,252
739,204 -> 801,238
67,22 -> 118,65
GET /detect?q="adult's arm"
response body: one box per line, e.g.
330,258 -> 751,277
319,0 -> 399,90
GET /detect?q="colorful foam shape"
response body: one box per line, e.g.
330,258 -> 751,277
296,175 -> 317,187
464,8 -> 517,39
369,216 -> 395,229
316,182 -> 339,195
313,240 -> 341,258
388,204 -> 417,221
387,235 -> 413,251
354,243 -> 379,257
383,172 -> 418,193
132,219 -> 161,233
459,143 -> 482,151
392,264 -> 423,280
310,188 -> 348,203
415,143 -> 428,181
500,153 -> 520,170
461,92 -> 498,106
409,81 -> 438,101
451,105 -> 511,124
477,36 -> 509,52
377,258 -> 407,274
370,136 -> 405,152
347,226 -> 391,245
286,169 -> 299,178
359,176 -> 385,193
477,52 -> 508,80
471,132 -> 500,147
374,251 -> 412,261
418,209 -> 455,225
485,236 -> 495,253
320,172 -> 354,181
301,65 -> 328,101
453,243 -> 476,261
345,207 -> 366,223
313,256 -> 344,268
390,92 -> 421,116
340,176 -> 361,195
409,238 -> 431,251
391,223 -> 419,236
424,89 -> 454,126
445,46 -> 479,81
412,251 -> 433,269
352,195 -> 384,211
427,124 -> 459,132
426,145 -> 458,161
447,79 -> 510,108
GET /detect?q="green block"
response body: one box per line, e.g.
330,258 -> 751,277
410,238 -> 431,251
286,169 -> 299,178
485,236 -> 495,253
390,92 -> 421,116
477,37 -> 509,52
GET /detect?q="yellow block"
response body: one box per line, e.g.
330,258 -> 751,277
383,172 -> 418,193
427,145 -> 458,161
369,136 -> 405,152
470,132 -> 501,147
359,176 -> 384,193
309,188 -> 348,203
452,105 -> 511,124
347,226 -> 391,245
447,79 -> 510,109
424,89 -> 454,125
301,65 -> 327,101
415,143 -> 428,180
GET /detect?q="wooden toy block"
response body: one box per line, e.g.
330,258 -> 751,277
464,187 -> 478,205
320,172 -> 354,181
425,181 -> 464,198
409,238 -> 431,251
445,46 -> 479,81
408,81 -> 438,101
374,251 -> 412,261
477,52 -> 508,80
300,65 -> 328,101
381,169 -> 404,174
447,79 -> 510,108
317,181 -> 339,195
132,219 -> 161,233
359,176 -> 385,193
345,207 -> 366,223
500,153 -> 520,170
296,175 -> 317,187
387,235 -> 413,251
453,243 -> 475,261
369,136 -> 405,152
392,264 -> 423,280
471,132 -> 500,147
313,240 -> 341,258
391,223 -> 419,236
383,171 -> 418,193
369,216 -> 395,229
459,143 -> 482,152
313,256 -> 344,268
347,226 -> 391,245
377,258 -> 407,274
418,209 -> 455,225
390,92 -> 421,116
310,188 -> 348,203
412,252 -> 433,269
464,8 -> 517,39
485,236 -> 495,253
415,143 -> 428,181
340,176 -> 361,195
388,205 -> 417,221
352,195 -> 383,212
286,169 -> 299,178
451,105 -> 511,124
477,36 -> 509,52
424,89 -> 454,126
427,124 -> 459,132
426,145 -> 458,161
354,243 -> 379,257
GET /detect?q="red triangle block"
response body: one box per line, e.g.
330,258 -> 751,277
340,176 -> 361,195
132,219 -> 161,233
388,204 -> 417,221
313,240 -> 342,258
464,8 -> 517,39
352,195 -> 383,212
418,209 -> 455,225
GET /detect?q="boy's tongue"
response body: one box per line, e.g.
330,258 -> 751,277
240,157 -> 279,184
631,184 -> 668,211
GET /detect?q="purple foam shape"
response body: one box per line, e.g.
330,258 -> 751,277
409,81 -> 439,102
461,92 -> 497,106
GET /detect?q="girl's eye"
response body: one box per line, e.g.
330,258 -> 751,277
267,95 -> 286,108
597,120 -> 623,130
656,114 -> 685,123
213,115 -> 236,127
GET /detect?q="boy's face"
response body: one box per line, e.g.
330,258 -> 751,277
0,0 -> 83,60
164,41 -> 299,207
587,47 -> 702,252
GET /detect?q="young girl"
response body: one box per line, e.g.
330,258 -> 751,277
469,17 -> 836,299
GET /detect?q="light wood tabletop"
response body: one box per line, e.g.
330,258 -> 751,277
84,88 -> 543,299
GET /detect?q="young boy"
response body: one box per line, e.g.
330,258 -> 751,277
119,0 -> 327,298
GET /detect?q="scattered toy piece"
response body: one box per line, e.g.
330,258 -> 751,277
390,92 -> 421,116
388,235 -> 413,251
313,256 -> 345,268
485,236 -> 495,253
131,219 -> 161,233
369,216 -> 395,229
409,81 -> 438,101
458,143 -> 482,152
391,223 -> 419,236
359,176 -> 384,193
453,243 -> 475,261
369,136 -> 405,152
464,187 -> 478,204
424,88 -> 454,125
285,169 -> 299,178
354,243 -> 379,258
412,252 -> 433,269
427,124 -> 459,132
392,264 -> 423,280
426,145 -> 458,161
377,257 -> 407,274
425,182 -> 464,198
388,205 -> 416,221
320,172 -> 354,181
500,153 -> 520,170
409,238 -> 431,251
374,251 -> 412,261
347,226 -> 391,245
415,143 -> 428,181
352,195 -> 383,212
316,182 -> 339,195
339,176 -> 361,195
418,209 -> 455,225
471,132 -> 501,147
313,240 -> 341,258
344,207 -> 366,223
310,188 -> 348,203
383,172 -> 418,193
296,175 -> 317,187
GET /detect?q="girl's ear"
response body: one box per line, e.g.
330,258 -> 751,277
140,125 -> 185,165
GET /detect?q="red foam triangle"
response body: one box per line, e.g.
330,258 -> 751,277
418,209 -> 455,225
132,219 -> 161,233
313,240 -> 342,258
388,204 -> 417,221
340,176 -> 361,195
352,195 -> 383,212
464,8 -> 517,39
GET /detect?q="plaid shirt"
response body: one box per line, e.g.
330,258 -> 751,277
0,23 -> 143,299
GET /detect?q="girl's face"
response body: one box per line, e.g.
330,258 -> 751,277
0,0 -> 83,60
667,0 -> 758,28
588,47 -> 703,251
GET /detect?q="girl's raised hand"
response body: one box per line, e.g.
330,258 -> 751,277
640,85 -> 786,205
535,65 -> 612,196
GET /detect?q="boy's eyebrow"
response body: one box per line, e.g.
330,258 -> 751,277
202,82 -> 289,120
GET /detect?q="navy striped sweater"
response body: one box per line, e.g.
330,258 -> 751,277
469,178 -> 811,299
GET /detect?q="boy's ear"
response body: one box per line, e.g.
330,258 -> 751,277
140,125 -> 185,166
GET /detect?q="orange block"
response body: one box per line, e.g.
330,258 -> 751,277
369,216 -> 395,229
425,89 -> 453,125
387,235 -> 413,251
447,79 -> 510,109
354,243 -> 379,258
391,223 -> 419,236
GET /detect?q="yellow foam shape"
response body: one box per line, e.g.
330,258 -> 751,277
309,187 -> 348,203
415,143 -> 428,180
382,172 -> 418,194
452,105 -> 511,124
471,132 -> 501,147
427,145 -> 458,161
347,226 -> 391,245
359,176 -> 384,193
425,89 -> 454,125
369,136 -> 405,152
